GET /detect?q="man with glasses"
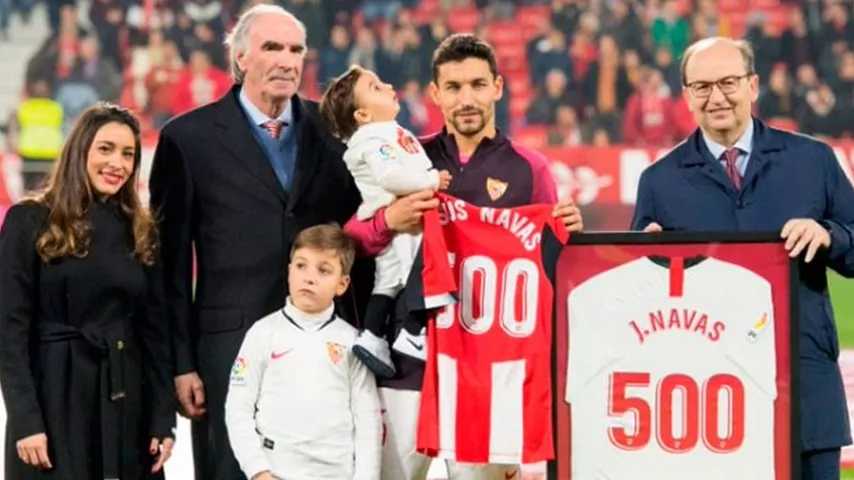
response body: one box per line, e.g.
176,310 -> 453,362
632,37 -> 854,479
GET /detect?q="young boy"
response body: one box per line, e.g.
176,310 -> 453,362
320,66 -> 452,378
224,224 -> 382,480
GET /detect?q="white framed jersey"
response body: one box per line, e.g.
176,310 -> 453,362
566,256 -> 777,480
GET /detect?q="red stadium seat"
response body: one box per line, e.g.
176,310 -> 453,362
413,0 -> 440,25
447,6 -> 480,33
487,22 -> 525,47
719,0 -> 749,14
516,5 -> 551,39
505,74 -> 532,95
514,125 -> 549,150
752,0 -> 780,9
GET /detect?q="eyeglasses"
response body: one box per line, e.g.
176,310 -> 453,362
685,73 -> 753,98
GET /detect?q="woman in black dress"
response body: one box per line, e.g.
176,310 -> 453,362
0,103 -> 175,479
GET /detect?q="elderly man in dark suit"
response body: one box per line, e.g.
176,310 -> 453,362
148,4 -> 411,479
632,37 -> 854,479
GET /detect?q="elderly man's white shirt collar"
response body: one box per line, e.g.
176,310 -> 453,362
238,87 -> 293,126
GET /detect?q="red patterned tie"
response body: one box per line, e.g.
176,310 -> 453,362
722,148 -> 742,190
261,120 -> 283,140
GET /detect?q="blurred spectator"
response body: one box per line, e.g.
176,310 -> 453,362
591,127 -> 612,146
48,0 -> 75,34
781,7 -> 815,72
171,48 -> 231,115
168,10 -> 198,61
570,12 -> 600,83
55,5 -> 81,81
817,3 -> 854,81
496,71 -> 510,135
821,2 -> 854,50
318,24 -> 351,89
529,26 -> 573,88
747,13 -> 785,82
527,69 -> 578,125
398,79 -> 429,135
653,45 -> 680,96
56,81 -> 98,135
622,67 -> 677,146
759,65 -> 798,125
650,0 -> 689,59
601,0 -> 645,55
399,24 -> 425,84
0,0 -> 10,41
798,82 -> 847,138
349,27 -> 379,73
419,16 -> 450,85
551,0 -> 583,39
13,79 -> 63,190
280,0 -> 326,50
623,48 -> 643,89
794,63 -> 820,101
87,0 -> 125,69
125,0 -> 174,48
144,40 -> 184,128
184,0 -> 225,38
547,104 -> 582,146
55,33 -> 118,133
833,50 -> 854,112
362,0 -> 402,23
691,0 -> 731,40
584,35 -> 631,142
68,34 -> 123,102
187,19 -> 228,69
584,35 -> 631,113
376,27 -> 405,87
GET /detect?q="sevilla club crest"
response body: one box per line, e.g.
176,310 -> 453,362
326,342 -> 345,365
486,177 -> 508,201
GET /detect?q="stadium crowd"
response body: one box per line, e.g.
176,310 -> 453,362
2,0 -> 854,169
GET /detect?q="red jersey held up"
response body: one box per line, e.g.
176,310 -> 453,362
415,193 -> 568,464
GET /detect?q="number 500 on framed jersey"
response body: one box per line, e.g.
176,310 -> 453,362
552,233 -> 798,480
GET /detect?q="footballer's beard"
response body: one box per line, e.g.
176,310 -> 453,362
450,106 -> 491,137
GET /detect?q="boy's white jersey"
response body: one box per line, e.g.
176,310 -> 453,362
344,120 -> 439,220
225,301 -> 381,480
566,256 -> 777,480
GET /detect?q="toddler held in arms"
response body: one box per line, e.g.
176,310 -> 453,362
320,66 -> 451,378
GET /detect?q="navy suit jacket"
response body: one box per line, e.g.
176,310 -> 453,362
632,118 -> 854,450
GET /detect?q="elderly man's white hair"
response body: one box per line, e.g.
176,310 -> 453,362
223,4 -> 307,84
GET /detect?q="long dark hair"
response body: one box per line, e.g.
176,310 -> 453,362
30,102 -> 157,265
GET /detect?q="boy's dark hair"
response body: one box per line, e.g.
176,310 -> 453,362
290,223 -> 356,275
319,66 -> 365,140
431,33 -> 499,83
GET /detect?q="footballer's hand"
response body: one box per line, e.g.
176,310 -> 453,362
385,190 -> 438,234
437,170 -> 452,190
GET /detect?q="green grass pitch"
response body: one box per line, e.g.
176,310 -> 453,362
831,271 -> 854,349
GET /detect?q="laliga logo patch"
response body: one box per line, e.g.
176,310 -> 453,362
486,177 -> 508,201
326,342 -> 345,365
378,144 -> 397,161
230,356 -> 248,385
746,312 -> 769,343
